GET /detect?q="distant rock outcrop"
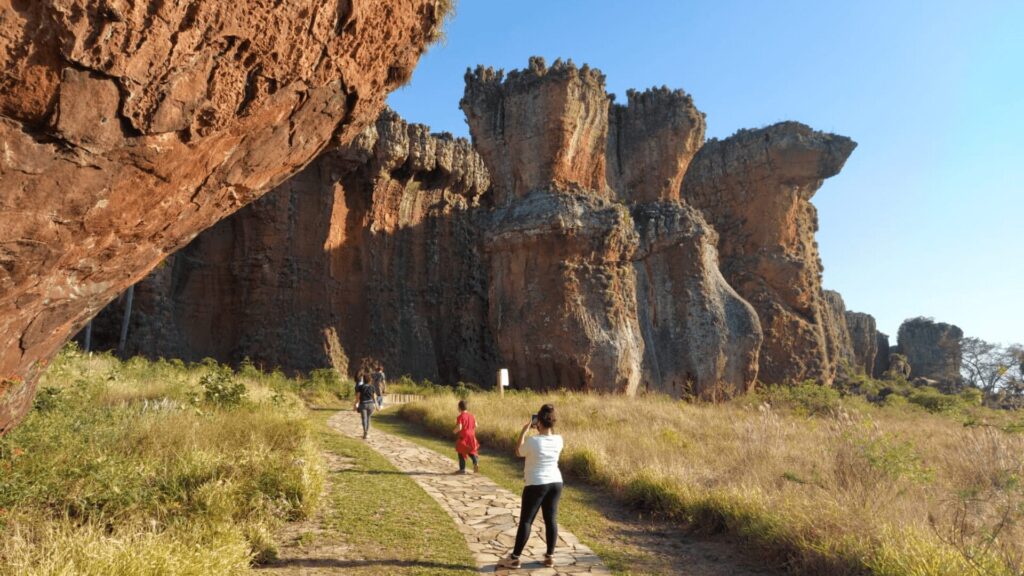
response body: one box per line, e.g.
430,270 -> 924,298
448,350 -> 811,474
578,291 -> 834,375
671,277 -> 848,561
822,290 -> 855,377
0,0 -> 444,432
682,123 -> 857,385
844,312 -> 879,376
896,317 -> 964,390
873,332 -> 892,377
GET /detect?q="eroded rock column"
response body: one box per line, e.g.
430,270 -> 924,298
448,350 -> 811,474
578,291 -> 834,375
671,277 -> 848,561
682,123 -> 856,385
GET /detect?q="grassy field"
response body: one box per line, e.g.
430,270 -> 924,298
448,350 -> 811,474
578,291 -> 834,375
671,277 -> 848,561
263,412 -> 476,575
396,386 -> 1024,576
0,347 -> 472,575
375,411 -> 735,576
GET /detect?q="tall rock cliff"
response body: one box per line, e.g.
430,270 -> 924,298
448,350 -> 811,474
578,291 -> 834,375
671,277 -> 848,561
0,0 -> 444,432
873,331 -> 892,377
91,58 -> 767,399
844,311 -> 878,376
89,110 -> 496,385
463,58 -> 644,393
896,317 -> 964,389
463,58 -> 761,396
682,123 -> 857,385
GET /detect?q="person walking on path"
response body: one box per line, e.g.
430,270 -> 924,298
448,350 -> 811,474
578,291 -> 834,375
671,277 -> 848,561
372,367 -> 387,409
452,399 -> 480,474
497,404 -> 564,569
353,375 -> 380,439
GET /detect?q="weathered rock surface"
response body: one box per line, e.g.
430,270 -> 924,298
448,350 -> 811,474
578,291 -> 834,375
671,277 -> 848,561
822,290 -> 855,377
464,58 -> 761,396
844,311 -> 878,376
84,110 -> 496,385
886,351 -> 912,380
873,331 -> 892,377
896,317 -> 964,389
0,0 -> 444,432
89,58 -> 767,398
682,123 -> 857,385
608,87 -> 706,204
632,203 -> 762,398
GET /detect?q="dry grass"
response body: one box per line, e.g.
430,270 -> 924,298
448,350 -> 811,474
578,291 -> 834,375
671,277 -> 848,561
0,348 -> 324,576
399,388 -> 1024,575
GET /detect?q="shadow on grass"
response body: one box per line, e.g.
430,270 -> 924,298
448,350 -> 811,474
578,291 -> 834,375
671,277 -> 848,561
258,558 -> 474,571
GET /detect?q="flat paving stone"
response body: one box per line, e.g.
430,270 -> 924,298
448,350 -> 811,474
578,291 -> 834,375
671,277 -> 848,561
328,404 -> 607,575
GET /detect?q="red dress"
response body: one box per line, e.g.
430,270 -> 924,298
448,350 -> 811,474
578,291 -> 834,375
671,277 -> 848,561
455,411 -> 480,457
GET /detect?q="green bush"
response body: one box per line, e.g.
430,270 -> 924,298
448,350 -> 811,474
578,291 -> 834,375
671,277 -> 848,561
759,381 -> 842,417
200,371 -> 247,408
907,388 -> 963,414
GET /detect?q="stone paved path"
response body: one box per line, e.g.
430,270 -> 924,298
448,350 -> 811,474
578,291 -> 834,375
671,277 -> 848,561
328,409 -> 611,575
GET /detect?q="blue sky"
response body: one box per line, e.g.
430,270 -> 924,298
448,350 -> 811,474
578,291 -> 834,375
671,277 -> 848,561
388,1 -> 1024,345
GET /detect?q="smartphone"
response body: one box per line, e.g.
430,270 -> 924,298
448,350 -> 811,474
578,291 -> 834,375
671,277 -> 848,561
530,414 -> 538,424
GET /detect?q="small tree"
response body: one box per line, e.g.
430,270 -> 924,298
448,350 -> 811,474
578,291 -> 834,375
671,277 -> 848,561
960,337 -> 1011,395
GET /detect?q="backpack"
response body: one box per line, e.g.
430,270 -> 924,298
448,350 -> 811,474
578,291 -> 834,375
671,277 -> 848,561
358,383 -> 377,404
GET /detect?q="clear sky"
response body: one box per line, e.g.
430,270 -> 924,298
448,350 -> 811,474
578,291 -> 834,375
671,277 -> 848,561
388,1 -> 1024,346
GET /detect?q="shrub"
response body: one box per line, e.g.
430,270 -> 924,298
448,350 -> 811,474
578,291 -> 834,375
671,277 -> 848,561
907,388 -> 963,414
200,371 -> 247,408
759,381 -> 842,417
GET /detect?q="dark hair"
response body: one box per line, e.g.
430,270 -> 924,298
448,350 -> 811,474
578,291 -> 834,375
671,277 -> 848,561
537,404 -> 556,428
458,399 -> 467,411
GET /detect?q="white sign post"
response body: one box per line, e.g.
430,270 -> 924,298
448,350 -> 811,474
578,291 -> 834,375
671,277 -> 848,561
497,368 -> 509,397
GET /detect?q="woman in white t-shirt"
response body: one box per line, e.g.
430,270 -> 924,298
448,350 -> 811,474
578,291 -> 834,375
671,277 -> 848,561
497,404 -> 564,569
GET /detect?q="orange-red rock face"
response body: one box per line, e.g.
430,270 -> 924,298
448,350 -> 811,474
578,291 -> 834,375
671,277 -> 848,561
682,123 -> 857,385
75,57 -> 859,400
0,0 -> 442,432
464,58 -> 762,396
83,111 -> 497,385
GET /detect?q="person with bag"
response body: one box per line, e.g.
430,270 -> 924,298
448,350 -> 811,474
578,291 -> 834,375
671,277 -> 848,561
497,404 -> 563,569
452,399 -> 480,474
353,375 -> 380,439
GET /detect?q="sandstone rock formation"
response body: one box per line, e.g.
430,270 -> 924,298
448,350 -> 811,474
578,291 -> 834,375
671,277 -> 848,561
84,110 -> 496,385
607,87 -> 706,203
464,58 -> 761,396
873,332 -> 892,377
844,311 -> 878,376
886,352 -> 912,380
631,202 -> 762,397
0,0 -> 445,432
896,317 -> 964,390
682,123 -> 857,385
822,290 -> 855,377
86,58 -> 773,399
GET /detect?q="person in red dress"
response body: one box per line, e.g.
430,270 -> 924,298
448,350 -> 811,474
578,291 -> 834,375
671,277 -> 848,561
453,399 -> 480,474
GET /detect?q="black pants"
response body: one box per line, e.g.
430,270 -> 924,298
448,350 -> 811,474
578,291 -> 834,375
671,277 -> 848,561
458,453 -> 478,471
512,482 -> 563,557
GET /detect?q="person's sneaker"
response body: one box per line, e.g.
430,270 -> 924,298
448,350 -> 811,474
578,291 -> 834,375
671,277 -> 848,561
473,463 -> 479,473
496,555 -> 520,569
544,554 -> 555,567
453,469 -> 467,475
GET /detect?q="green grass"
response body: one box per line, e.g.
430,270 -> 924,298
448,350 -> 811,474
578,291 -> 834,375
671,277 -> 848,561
0,347 -> 322,575
0,347 -> 475,576
302,412 -> 476,575
374,411 -> 676,576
